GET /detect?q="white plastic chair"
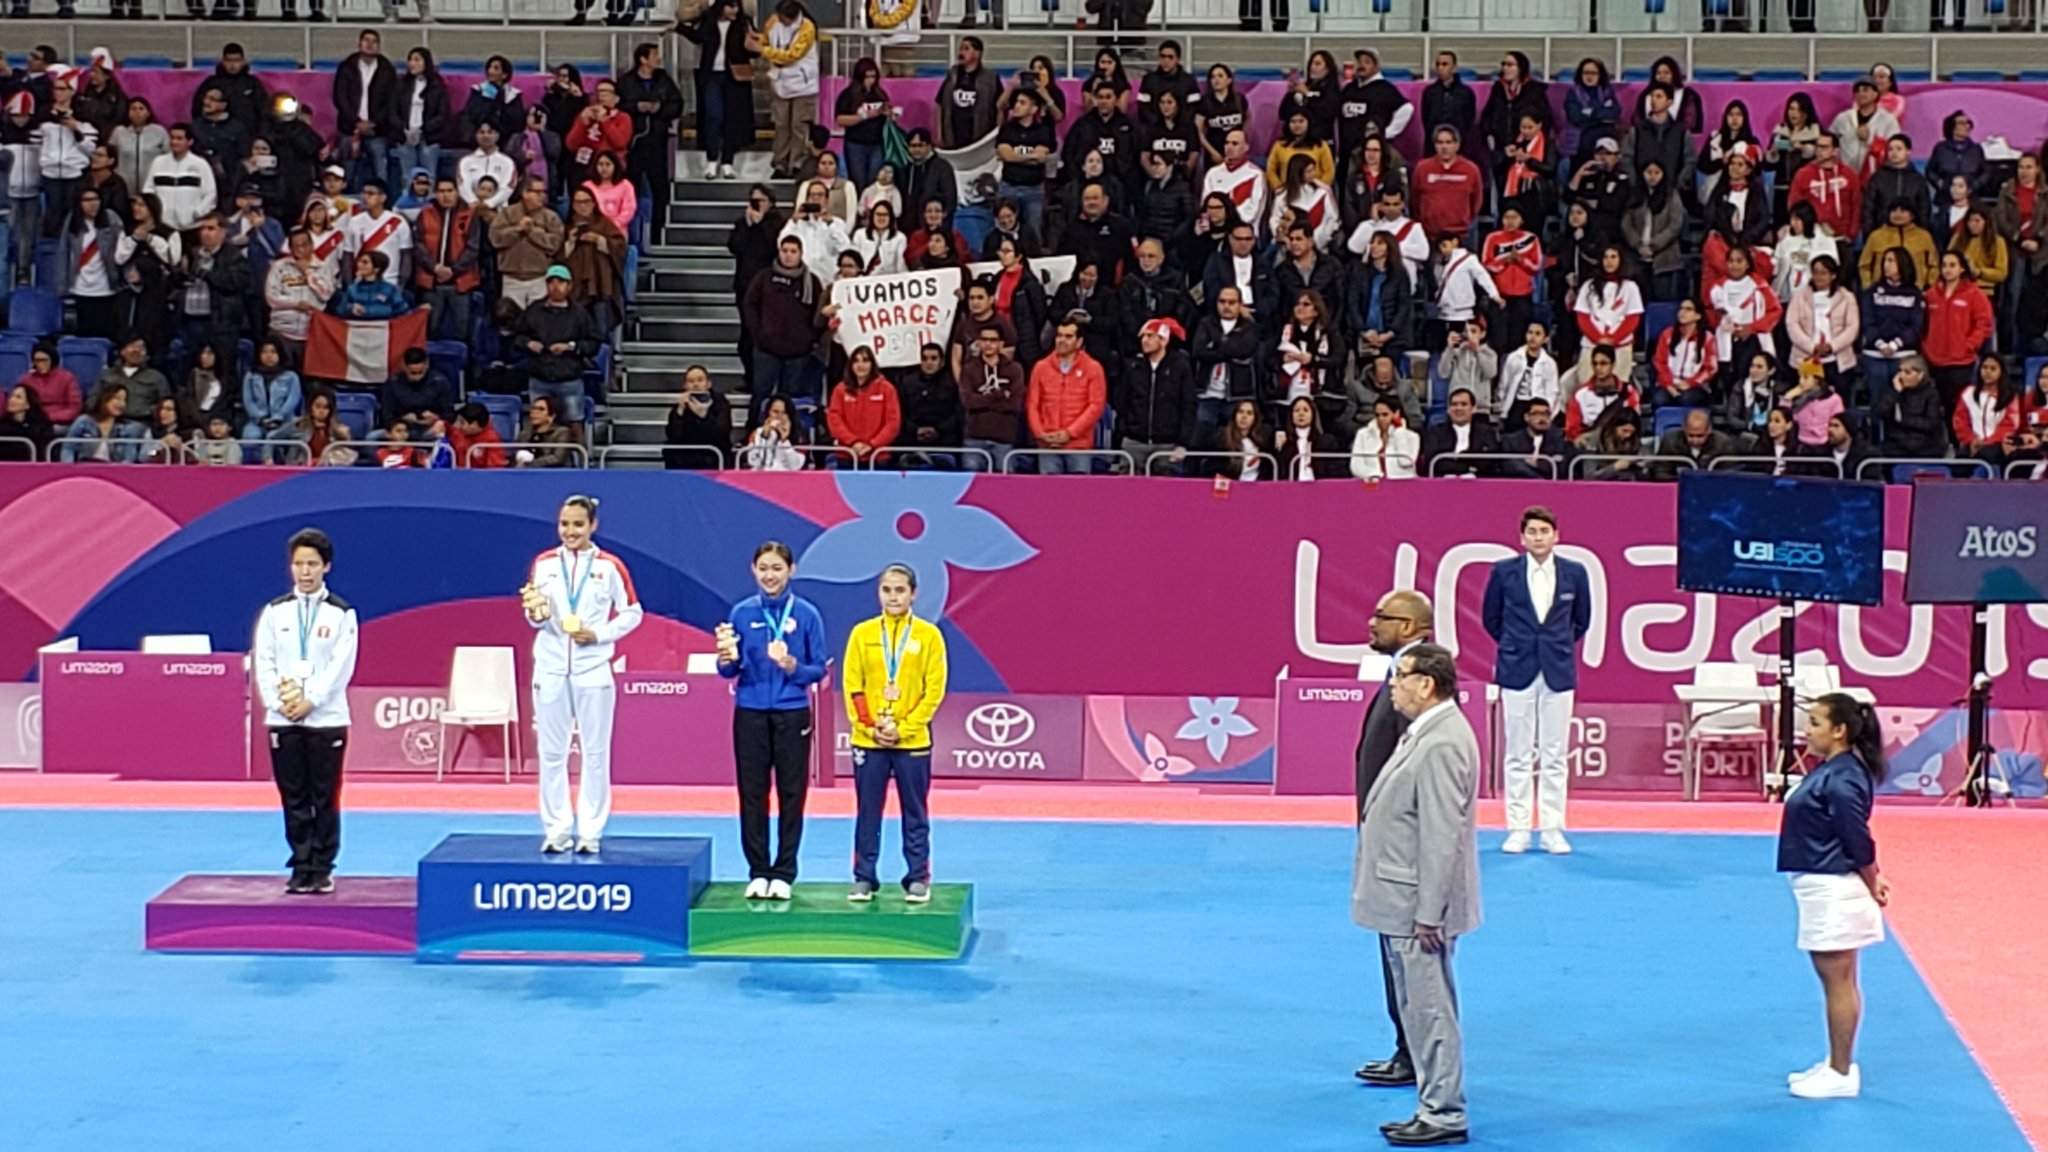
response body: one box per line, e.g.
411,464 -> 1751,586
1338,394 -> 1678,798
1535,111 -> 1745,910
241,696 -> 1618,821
1682,663 -> 1772,801
438,646 -> 521,783
141,634 -> 212,654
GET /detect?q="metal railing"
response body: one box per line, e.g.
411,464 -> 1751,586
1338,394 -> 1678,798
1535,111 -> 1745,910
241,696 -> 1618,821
1144,448 -> 1278,476
2006,459 -> 2048,479
48,436 -> 195,464
1426,451 -> 1556,479
1707,454 -> 1845,478
1568,451 -> 1680,480
1001,447 -> 1138,475
467,440 -> 593,468
1305,449 -> 1421,480
596,443 -> 727,469
1855,456 -> 1997,481
0,436 -> 41,461
869,445 -> 999,472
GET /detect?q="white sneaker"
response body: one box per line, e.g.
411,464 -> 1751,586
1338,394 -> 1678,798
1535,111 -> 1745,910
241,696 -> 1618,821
744,878 -> 770,900
719,162 -> 736,179
1541,830 -> 1573,855
1789,1064 -> 1860,1099
766,879 -> 792,900
1501,830 -> 1531,854
1787,1060 -> 1831,1086
542,834 -> 574,854
574,837 -> 601,854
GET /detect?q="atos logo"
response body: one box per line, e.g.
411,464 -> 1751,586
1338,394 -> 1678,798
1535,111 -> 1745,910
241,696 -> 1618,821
1733,540 -> 1825,567
1960,525 -> 2038,560
965,702 -> 1035,749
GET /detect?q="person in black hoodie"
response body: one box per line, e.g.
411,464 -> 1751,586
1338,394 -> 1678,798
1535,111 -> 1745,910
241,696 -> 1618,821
1421,51 -> 1477,158
1873,354 -> 1949,461
618,43 -> 686,230
727,185 -> 785,390
332,31 -> 399,192
1057,182 -> 1136,285
900,131 -> 957,229
1117,238 -> 1192,361
664,364 -> 733,469
191,45 -> 269,130
1063,82 -> 1141,202
889,344 -> 968,468
1051,260 -> 1121,370
1133,150 -> 1194,258
1336,49 -> 1412,166
261,97 -> 325,225
1191,285 -> 1263,442
1118,317 -> 1196,474
1479,51 -> 1550,160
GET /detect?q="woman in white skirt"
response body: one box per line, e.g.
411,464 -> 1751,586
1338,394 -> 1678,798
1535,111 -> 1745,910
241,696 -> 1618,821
521,495 -> 645,854
1776,692 -> 1891,1100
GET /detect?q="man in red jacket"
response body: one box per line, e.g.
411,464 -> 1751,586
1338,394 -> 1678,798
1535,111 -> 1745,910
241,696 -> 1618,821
1788,133 -> 1862,243
413,178 -> 484,342
1414,126 -> 1485,243
1027,318 -> 1107,474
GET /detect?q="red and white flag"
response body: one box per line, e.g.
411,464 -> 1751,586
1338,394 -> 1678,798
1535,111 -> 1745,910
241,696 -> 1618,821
303,311 -> 429,384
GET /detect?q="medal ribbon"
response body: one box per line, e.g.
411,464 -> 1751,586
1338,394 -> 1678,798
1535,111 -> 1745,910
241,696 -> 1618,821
881,614 -> 913,692
762,593 -> 796,644
297,593 -> 318,664
559,548 -> 593,615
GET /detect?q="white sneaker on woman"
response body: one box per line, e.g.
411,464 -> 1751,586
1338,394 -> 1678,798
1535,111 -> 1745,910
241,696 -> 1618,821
1789,1064 -> 1860,1098
719,162 -> 736,180
744,877 -> 770,899
766,879 -> 792,900
1787,1060 -> 1831,1086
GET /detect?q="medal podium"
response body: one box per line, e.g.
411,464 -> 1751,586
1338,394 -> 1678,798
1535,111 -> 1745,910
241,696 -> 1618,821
146,835 -> 976,964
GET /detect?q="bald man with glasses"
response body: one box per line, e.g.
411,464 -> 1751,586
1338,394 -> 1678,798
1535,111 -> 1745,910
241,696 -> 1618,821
1354,590 -> 1435,1091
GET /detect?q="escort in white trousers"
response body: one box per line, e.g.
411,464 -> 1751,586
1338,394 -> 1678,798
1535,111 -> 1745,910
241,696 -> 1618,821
533,675 -> 616,841
1501,681 -> 1573,832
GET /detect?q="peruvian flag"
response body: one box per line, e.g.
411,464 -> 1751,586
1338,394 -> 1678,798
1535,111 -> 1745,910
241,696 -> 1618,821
303,311 -> 430,385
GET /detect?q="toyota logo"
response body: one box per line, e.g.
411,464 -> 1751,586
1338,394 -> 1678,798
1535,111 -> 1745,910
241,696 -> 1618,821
965,702 -> 1035,749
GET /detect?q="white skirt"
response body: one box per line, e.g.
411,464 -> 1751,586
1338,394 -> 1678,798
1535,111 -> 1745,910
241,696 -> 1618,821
1791,872 -> 1885,952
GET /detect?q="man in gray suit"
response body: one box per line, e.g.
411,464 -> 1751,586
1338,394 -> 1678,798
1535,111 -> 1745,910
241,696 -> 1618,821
1352,643 -> 1481,1147
1354,590 -> 1435,1089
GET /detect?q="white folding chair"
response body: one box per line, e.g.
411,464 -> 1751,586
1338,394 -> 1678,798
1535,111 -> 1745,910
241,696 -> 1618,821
141,634 -> 212,654
438,646 -> 521,783
1681,663 -> 1772,800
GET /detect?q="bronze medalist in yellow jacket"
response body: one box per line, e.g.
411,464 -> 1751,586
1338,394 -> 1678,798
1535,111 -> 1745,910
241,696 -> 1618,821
842,613 -> 949,750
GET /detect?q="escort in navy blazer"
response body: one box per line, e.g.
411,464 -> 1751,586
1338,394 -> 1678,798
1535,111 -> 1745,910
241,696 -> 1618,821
1480,554 -> 1593,692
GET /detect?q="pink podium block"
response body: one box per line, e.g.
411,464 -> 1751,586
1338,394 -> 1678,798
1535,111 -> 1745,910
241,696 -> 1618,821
145,875 -> 417,955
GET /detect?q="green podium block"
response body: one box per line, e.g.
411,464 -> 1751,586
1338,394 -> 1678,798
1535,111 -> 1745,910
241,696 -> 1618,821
687,882 -> 974,960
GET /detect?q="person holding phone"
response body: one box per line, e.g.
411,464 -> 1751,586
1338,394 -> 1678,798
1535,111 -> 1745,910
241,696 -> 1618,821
253,529 -> 359,896
718,542 -> 827,899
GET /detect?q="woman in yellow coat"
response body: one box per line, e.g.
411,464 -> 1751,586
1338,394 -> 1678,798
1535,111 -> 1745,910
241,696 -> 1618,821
842,563 -> 949,903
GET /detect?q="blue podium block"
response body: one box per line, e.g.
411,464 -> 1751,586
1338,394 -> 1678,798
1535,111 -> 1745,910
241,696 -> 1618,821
416,834 -> 712,965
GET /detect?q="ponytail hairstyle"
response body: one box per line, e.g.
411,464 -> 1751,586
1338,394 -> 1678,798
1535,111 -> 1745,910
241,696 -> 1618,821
562,494 -> 600,522
753,540 -> 795,565
1818,691 -> 1886,781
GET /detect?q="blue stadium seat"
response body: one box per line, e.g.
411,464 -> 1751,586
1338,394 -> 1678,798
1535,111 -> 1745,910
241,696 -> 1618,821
1891,462 -> 1953,484
1381,68 -> 1415,82
1896,70 -> 1932,82
1951,70 -> 2005,83
2022,71 -> 2048,84
0,342 -> 30,390
56,335 -> 111,384
8,285 -> 61,335
1654,405 -> 1704,441
623,245 -> 640,308
427,339 -> 469,396
1694,69 -> 1741,82
333,392 -> 379,441
1817,70 -> 1866,82
477,393 -> 522,443
583,344 -> 613,414
1622,68 -> 1652,83
1642,301 -> 1681,351
32,237 -> 61,292
122,55 -> 176,69
251,57 -> 302,72
2024,356 -> 2048,392
1753,69 -> 1808,82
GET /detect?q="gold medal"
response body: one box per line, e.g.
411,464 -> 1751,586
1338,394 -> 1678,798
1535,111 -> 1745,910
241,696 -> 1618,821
883,683 -> 901,702
562,614 -> 584,633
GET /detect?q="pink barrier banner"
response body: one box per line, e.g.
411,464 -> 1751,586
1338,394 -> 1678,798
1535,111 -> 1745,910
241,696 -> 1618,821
40,650 -> 249,779
118,69 -> 556,147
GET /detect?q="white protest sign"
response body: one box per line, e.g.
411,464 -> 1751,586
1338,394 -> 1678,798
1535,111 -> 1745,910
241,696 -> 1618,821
831,267 -> 963,368
966,254 -> 1077,296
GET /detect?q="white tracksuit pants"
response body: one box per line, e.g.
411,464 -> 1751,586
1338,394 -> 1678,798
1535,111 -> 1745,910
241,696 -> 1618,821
533,673 -> 616,841
1501,680 -> 1573,832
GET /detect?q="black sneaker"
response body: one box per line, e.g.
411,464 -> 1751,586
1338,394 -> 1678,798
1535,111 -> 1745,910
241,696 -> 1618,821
309,874 -> 335,895
285,872 -> 312,895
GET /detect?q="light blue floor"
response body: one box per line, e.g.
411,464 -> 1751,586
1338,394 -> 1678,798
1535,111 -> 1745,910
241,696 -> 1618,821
0,811 -> 2031,1152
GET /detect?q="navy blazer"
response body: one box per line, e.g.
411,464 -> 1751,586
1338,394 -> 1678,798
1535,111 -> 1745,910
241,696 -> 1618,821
1480,554 -> 1592,691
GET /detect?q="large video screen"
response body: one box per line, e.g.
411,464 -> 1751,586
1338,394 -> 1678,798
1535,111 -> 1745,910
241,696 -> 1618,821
1676,473 -> 1887,606
1905,480 -> 2048,604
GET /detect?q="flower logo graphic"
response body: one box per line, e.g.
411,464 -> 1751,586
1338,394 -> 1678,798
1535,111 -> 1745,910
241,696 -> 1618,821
1141,733 -> 1196,781
1177,696 -> 1258,763
796,474 -> 1036,617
